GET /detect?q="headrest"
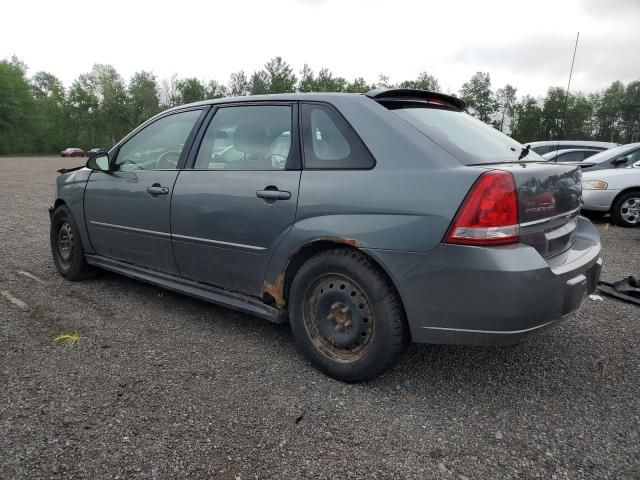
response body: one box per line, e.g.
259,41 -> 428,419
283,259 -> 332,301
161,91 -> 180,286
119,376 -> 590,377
233,122 -> 271,154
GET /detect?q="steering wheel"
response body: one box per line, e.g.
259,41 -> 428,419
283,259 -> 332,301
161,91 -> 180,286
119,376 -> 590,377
157,151 -> 181,169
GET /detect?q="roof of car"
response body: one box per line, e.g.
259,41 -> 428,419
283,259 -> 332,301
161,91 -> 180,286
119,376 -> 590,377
526,140 -> 619,148
167,88 -> 465,112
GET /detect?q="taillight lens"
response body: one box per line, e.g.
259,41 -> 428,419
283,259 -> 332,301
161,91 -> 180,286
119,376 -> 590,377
445,170 -> 519,246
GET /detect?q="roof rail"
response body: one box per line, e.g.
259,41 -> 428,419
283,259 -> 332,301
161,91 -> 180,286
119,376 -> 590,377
365,88 -> 465,110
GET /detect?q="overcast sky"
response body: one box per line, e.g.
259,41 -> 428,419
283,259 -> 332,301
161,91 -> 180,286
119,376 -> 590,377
2,0 -> 638,97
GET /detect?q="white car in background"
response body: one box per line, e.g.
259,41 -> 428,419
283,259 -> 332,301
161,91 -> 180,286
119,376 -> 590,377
582,164 -> 640,227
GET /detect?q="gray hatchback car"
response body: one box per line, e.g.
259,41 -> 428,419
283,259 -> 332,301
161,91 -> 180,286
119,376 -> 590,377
50,89 -> 602,382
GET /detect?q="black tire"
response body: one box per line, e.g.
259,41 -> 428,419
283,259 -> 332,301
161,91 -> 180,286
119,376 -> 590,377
611,190 -> 640,228
289,248 -> 409,382
50,205 -> 97,280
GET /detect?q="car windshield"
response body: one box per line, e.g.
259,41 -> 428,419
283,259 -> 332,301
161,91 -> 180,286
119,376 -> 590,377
391,106 -> 545,165
582,144 -> 635,164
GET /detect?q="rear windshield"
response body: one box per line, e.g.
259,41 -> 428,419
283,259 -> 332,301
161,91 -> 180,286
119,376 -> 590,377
390,106 -> 545,165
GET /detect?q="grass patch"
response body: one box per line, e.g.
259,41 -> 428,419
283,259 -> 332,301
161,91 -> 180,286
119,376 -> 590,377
53,331 -> 82,346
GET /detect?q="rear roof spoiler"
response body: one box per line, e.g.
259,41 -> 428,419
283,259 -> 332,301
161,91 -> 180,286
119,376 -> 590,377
365,88 -> 466,110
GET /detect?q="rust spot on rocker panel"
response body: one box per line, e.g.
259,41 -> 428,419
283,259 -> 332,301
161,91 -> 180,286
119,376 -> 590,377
263,274 -> 286,309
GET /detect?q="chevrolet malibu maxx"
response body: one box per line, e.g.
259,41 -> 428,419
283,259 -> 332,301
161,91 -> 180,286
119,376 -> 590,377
50,89 -> 602,382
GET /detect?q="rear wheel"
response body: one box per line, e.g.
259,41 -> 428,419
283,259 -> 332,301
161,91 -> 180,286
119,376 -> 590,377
50,205 -> 97,280
289,249 -> 409,382
611,191 -> 640,228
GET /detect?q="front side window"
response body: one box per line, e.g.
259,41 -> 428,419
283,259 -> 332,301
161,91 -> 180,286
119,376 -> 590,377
301,103 -> 375,169
115,110 -> 202,171
194,105 -> 292,170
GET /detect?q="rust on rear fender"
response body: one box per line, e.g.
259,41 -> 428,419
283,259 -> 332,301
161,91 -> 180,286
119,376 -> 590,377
261,237 -> 360,309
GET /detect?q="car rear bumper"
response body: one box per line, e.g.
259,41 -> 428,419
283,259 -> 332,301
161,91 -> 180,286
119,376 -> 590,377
364,216 -> 602,346
582,189 -> 619,211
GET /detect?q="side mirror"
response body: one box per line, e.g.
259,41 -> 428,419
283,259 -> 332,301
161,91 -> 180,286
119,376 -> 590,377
86,152 -> 111,171
611,156 -> 629,166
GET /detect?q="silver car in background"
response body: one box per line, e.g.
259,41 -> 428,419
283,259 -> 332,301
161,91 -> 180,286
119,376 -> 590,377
527,140 -> 618,156
582,164 -> 640,227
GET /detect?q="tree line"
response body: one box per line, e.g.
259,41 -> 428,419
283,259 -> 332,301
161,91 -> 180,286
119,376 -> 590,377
1,55 -> 639,155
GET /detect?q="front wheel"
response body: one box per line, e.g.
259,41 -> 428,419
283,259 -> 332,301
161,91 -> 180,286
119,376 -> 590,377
289,249 -> 409,382
50,205 -> 97,280
611,191 -> 640,228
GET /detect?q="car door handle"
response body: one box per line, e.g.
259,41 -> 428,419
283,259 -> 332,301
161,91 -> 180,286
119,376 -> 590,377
256,189 -> 291,201
146,185 -> 169,196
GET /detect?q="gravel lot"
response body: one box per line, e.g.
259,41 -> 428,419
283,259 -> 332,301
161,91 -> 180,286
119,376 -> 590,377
1,156 -> 639,479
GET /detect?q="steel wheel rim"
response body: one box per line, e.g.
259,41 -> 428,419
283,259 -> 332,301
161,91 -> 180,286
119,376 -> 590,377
302,274 -> 375,363
620,197 -> 640,224
57,221 -> 74,267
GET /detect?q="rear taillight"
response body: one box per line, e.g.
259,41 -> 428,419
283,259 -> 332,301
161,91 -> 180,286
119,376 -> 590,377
445,170 -> 519,246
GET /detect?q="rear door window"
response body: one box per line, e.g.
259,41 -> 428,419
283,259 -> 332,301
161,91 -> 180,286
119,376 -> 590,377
194,105 -> 293,170
301,103 -> 375,169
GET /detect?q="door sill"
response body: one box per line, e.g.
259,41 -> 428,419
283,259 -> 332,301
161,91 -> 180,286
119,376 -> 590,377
85,254 -> 285,323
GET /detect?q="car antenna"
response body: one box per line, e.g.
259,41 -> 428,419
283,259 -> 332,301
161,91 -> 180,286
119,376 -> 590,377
556,32 -> 580,163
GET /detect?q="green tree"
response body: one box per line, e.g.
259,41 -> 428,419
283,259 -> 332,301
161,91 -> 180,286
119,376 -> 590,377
298,64 -> 315,92
66,73 -> 99,148
264,57 -> 296,93
228,70 -> 250,97
622,81 -> 640,142
459,72 -> 497,123
510,95 -> 543,142
400,71 -> 440,92
376,74 -> 393,88
176,77 -> 206,104
495,84 -> 517,132
159,73 -> 179,108
0,57 -> 35,153
205,80 -> 227,99
31,71 -> 66,152
593,81 -> 626,142
249,70 -> 269,95
128,71 -> 160,128
315,68 -> 346,92
344,77 -> 372,93
541,87 -> 569,140
91,64 -> 130,146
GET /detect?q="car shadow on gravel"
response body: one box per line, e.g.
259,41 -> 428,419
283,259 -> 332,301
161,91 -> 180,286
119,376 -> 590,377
83,271 -> 594,391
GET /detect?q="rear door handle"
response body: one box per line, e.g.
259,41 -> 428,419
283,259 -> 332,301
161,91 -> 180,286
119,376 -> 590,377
256,189 -> 291,201
146,184 -> 169,196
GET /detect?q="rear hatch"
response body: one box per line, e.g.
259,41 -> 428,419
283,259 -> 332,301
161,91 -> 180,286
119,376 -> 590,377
486,162 -> 582,258
370,89 -> 582,259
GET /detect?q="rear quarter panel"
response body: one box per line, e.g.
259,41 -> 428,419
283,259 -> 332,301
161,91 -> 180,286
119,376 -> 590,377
263,96 -> 482,292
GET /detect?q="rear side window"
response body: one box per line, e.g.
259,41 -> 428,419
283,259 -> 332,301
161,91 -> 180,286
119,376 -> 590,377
391,106 -> 545,165
557,151 -> 584,162
301,103 -> 375,169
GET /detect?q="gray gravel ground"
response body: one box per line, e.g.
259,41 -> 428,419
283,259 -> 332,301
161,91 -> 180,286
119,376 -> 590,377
1,156 -> 639,479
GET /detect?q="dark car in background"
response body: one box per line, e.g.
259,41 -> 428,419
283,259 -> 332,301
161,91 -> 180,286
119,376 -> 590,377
542,148 -> 600,162
49,89 -> 602,382
60,147 -> 86,157
527,140 -> 617,155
